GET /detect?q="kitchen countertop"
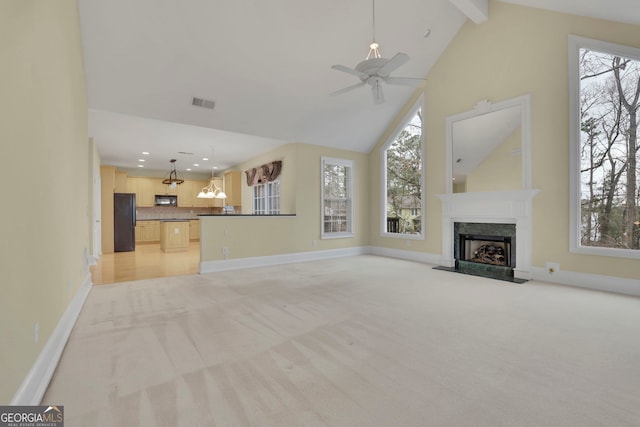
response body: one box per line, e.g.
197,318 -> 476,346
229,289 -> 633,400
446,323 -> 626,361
197,214 -> 296,217
137,218 -> 199,221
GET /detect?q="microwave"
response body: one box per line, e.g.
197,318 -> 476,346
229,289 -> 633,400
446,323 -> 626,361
155,194 -> 177,206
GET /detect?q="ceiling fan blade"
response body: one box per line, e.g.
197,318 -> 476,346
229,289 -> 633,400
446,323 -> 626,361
384,76 -> 424,87
372,82 -> 385,104
377,52 -> 410,77
330,81 -> 366,96
331,64 -> 369,80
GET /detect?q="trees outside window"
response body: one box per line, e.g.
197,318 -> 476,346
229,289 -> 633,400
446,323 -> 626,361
571,36 -> 640,255
321,157 -> 353,238
383,103 -> 423,237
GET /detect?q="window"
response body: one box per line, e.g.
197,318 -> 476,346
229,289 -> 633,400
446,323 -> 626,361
381,100 -> 424,238
321,157 -> 353,238
253,180 -> 280,214
570,36 -> 640,258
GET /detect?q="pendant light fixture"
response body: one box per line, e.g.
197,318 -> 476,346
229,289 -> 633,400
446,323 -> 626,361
162,159 -> 184,189
197,177 -> 227,199
197,150 -> 227,199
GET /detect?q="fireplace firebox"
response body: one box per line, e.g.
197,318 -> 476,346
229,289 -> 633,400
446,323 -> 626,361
454,222 -> 517,281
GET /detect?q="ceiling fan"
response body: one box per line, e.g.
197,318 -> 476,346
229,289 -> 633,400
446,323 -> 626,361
330,0 -> 424,104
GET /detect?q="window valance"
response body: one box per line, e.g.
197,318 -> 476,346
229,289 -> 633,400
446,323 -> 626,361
244,160 -> 282,186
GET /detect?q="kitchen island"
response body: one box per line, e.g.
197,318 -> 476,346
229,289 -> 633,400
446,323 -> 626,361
160,220 -> 190,252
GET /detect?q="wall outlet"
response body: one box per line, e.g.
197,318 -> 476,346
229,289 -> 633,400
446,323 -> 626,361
545,262 -> 560,274
34,321 -> 39,344
222,246 -> 228,259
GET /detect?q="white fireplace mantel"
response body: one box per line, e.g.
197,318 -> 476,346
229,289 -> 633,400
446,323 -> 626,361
437,189 -> 540,280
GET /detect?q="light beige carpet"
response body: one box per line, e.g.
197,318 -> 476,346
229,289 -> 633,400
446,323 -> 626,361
44,255 -> 640,426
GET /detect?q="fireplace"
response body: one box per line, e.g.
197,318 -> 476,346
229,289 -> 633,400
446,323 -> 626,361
436,190 -> 539,281
454,222 -> 516,281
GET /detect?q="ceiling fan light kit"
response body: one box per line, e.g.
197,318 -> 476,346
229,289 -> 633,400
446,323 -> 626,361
330,0 -> 423,104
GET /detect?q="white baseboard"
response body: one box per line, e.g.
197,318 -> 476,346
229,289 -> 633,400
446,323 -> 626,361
200,246 -> 443,274
199,246 -> 370,273
368,246 -> 442,265
531,267 -> 640,297
11,273 -> 93,405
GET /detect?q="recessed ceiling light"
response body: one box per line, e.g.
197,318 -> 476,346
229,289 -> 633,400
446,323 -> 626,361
138,159 -> 145,162
193,163 -> 199,167
213,166 -> 218,169
138,164 -> 144,168
142,151 -> 150,155
186,168 -> 192,171
202,157 -> 209,161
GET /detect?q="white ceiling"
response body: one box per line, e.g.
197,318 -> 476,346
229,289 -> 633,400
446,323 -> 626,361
79,0 -> 640,176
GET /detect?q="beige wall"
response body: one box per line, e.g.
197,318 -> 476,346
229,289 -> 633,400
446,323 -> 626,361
0,0 -> 90,403
369,0 -> 640,280
201,143 -> 369,261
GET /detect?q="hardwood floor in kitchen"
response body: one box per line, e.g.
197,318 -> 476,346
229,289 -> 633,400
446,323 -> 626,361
90,241 -> 200,285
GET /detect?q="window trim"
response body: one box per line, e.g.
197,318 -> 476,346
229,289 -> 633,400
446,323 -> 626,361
568,35 -> 640,259
252,179 -> 280,215
379,96 -> 425,240
321,156 -> 354,239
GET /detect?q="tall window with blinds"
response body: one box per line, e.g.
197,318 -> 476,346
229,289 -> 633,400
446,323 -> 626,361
321,157 -> 354,238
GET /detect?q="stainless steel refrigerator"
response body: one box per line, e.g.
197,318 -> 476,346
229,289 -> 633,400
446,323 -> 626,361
114,193 -> 136,252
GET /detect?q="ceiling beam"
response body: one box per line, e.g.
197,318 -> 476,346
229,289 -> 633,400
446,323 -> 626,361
449,0 -> 489,24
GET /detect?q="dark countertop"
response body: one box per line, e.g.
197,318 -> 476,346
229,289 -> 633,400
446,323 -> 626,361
198,214 -> 296,217
137,218 -> 199,221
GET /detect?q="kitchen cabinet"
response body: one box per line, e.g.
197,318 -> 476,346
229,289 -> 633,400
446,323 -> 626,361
115,171 -> 128,193
160,221 -> 189,252
126,175 -> 226,208
211,178 -> 225,208
127,177 -> 155,207
189,220 -> 200,240
156,180 -> 175,196
224,171 -> 242,207
135,220 -> 160,243
177,180 -> 194,207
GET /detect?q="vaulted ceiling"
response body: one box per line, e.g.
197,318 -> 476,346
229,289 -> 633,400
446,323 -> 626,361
80,0 -> 640,175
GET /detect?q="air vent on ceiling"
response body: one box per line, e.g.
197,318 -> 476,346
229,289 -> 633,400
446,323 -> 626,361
191,97 -> 215,110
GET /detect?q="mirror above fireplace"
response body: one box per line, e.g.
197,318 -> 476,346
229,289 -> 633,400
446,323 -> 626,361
445,94 -> 532,194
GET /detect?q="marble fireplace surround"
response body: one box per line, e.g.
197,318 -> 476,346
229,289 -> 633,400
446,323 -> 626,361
437,190 -> 540,280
